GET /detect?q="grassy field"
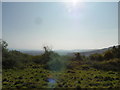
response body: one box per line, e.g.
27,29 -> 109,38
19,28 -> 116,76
2,61 -> 120,88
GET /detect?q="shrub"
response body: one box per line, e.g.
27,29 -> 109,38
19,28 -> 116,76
2,50 -> 32,69
1,40 -> 33,69
103,50 -> 114,60
74,52 -> 82,60
32,55 -> 43,64
89,53 -> 103,61
92,58 -> 120,71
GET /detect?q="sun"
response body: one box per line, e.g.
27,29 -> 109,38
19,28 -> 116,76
64,0 -> 83,13
71,0 -> 79,7
65,0 -> 79,7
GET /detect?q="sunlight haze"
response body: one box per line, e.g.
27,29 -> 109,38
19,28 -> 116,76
2,2 -> 118,50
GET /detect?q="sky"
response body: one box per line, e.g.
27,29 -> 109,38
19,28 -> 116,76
2,2 -> 118,50
0,2 -> 2,39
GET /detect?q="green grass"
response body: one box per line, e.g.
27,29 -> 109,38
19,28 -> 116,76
2,62 -> 120,88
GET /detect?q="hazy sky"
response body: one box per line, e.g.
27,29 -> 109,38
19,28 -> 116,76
0,2 -> 2,39
2,2 -> 118,50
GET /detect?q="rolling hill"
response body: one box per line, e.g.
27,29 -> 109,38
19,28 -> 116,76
18,46 -> 116,56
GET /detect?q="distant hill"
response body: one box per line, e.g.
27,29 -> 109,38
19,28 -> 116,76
18,45 -> 117,56
62,46 -> 116,56
19,49 -> 93,56
20,50 -> 44,56
69,46 -> 115,56
80,48 -> 108,56
54,49 -> 94,56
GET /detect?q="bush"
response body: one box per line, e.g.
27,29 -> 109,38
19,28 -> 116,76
74,52 -> 82,60
89,53 -> 103,61
103,50 -> 114,60
103,46 -> 120,60
1,40 -> 33,69
46,52 -> 67,71
3,58 -> 17,69
3,50 -> 32,69
32,55 -> 43,64
92,58 -> 120,71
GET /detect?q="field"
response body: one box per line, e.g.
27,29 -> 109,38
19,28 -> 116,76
2,61 -> 120,88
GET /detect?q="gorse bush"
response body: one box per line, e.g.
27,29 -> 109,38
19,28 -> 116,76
2,40 -> 32,69
103,46 -> 120,60
32,49 -> 55,65
89,53 -> 103,61
32,55 -> 43,64
88,46 -> 120,71
3,50 -> 32,69
92,58 -> 120,71
103,50 -> 114,60
89,45 -> 120,61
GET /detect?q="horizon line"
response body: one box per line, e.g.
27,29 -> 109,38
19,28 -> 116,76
8,44 -> 119,51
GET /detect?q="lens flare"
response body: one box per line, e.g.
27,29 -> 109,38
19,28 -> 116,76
48,78 -> 56,84
64,0 -> 85,13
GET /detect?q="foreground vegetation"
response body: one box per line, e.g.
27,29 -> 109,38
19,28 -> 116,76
3,63 -> 120,88
1,40 -> 120,88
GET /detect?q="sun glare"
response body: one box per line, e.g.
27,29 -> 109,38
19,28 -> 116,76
64,0 -> 84,13
71,0 -> 79,7
65,0 -> 79,7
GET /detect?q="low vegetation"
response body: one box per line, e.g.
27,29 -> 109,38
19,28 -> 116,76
1,40 -> 120,88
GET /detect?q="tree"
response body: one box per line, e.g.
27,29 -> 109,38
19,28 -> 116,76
2,41 -> 8,49
2,40 -> 9,58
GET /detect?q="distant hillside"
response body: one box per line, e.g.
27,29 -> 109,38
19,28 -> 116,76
20,50 -> 44,56
54,49 -> 93,56
80,48 -> 107,56
20,49 -> 94,56
19,45 -> 117,56
80,46 -> 118,56
67,46 -> 116,56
